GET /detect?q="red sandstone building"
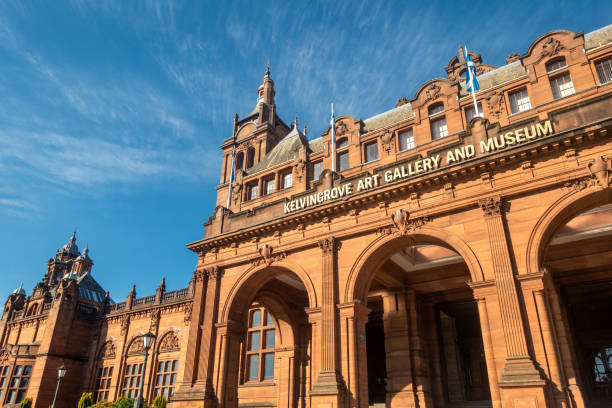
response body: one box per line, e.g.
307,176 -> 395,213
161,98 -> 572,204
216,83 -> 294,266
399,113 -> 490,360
2,24 -> 612,408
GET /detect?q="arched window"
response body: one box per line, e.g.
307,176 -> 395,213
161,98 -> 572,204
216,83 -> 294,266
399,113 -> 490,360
235,152 -> 245,171
244,305 -> 276,382
246,147 -> 256,169
94,341 -> 116,401
428,103 -> 448,140
428,103 -> 445,116
153,332 -> 180,398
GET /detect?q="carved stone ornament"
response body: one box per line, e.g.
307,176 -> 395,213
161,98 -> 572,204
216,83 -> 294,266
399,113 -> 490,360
478,196 -> 503,217
587,156 -> 611,187
396,97 -> 408,107
540,37 -> 564,59
563,178 -> 592,192
390,209 -> 430,234
100,341 -> 116,359
335,121 -> 348,137
0,348 -> 9,362
486,91 -> 506,119
294,157 -> 306,181
150,309 -> 161,331
231,182 -> 243,205
127,336 -> 145,355
317,237 -> 339,254
206,266 -> 223,280
184,302 -> 193,324
254,244 -> 286,266
159,332 -> 180,352
423,83 -> 441,104
381,131 -> 395,155
193,269 -> 207,283
506,53 -> 521,64
120,315 -> 130,336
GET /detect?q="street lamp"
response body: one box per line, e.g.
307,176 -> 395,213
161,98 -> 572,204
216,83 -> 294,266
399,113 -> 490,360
51,364 -> 67,408
134,332 -> 155,408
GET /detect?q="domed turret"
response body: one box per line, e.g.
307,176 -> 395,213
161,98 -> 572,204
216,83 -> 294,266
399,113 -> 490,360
12,282 -> 25,296
60,230 -> 80,257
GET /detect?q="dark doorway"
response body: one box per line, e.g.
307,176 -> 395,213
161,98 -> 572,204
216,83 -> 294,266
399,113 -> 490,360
564,280 -> 612,407
438,301 -> 491,405
366,310 -> 387,405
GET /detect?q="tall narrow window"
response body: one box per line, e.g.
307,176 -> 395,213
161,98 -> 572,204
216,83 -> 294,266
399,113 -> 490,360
264,178 -> 275,195
6,365 -> 31,404
122,363 -> 143,399
465,103 -> 484,123
0,366 -> 10,402
337,151 -> 349,171
282,172 -> 292,189
154,360 -> 178,398
311,161 -> 323,181
595,57 -> 612,84
235,152 -> 244,171
508,88 -> 531,114
245,306 -> 276,382
398,129 -> 415,151
550,73 -> 575,99
248,184 -> 258,200
246,148 -> 256,169
95,366 -> 114,402
431,117 -> 448,140
364,142 -> 378,163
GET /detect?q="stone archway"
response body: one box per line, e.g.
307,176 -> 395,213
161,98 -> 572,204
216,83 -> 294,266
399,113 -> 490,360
216,263 -> 314,408
344,225 -> 493,408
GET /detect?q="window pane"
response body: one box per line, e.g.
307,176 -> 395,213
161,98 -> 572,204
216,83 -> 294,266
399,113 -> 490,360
249,331 -> 260,351
399,129 -> 414,151
264,311 -> 273,326
264,329 -> 275,349
312,161 -> 323,180
265,179 -> 275,195
16,390 -> 25,403
248,355 -> 259,381
263,353 -> 275,380
364,142 -> 378,163
249,185 -> 258,200
170,373 -> 177,385
172,360 -> 178,371
165,361 -> 171,372
428,104 -> 444,116
23,366 -> 31,375
251,310 -> 261,328
465,103 -> 483,123
546,59 -> 567,73
283,173 -> 292,188
336,139 -> 348,149
431,117 -> 448,140
595,58 -> 612,84
509,89 -> 531,113
338,152 -> 349,171
550,73 -> 575,99
14,366 -> 22,376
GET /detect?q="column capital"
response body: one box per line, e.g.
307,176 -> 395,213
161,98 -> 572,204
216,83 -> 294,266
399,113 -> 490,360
317,236 -> 340,254
478,195 -> 503,217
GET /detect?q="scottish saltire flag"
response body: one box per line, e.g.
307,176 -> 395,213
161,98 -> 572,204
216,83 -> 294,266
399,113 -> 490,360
464,46 -> 480,93
226,144 -> 236,207
330,103 -> 336,171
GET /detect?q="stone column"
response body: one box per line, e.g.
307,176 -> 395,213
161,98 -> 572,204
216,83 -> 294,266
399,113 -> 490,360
173,266 -> 222,407
380,290 -> 417,408
478,196 -> 546,406
406,290 -> 433,407
422,301 -> 445,408
310,237 -> 345,408
213,320 -> 243,408
338,301 -> 369,408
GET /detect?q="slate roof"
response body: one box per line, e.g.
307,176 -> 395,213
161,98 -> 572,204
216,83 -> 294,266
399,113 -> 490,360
77,272 -> 109,303
459,61 -> 527,96
363,103 -> 414,133
308,137 -> 325,154
585,24 -> 612,50
247,127 -> 307,175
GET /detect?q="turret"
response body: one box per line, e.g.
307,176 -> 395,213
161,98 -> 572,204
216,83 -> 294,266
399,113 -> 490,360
72,245 -> 93,276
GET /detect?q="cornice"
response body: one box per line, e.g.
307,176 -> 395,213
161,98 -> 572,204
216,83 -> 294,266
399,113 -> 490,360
189,117 -> 611,255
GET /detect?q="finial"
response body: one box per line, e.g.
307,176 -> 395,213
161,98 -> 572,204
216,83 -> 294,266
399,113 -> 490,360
294,115 -> 298,130
304,124 -> 307,137
70,228 -> 77,243
265,59 -> 270,76
159,277 -> 166,289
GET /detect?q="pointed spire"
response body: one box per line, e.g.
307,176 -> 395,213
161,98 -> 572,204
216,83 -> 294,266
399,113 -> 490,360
70,228 -> 77,243
304,124 -> 307,137
159,277 -> 166,291
265,59 -> 270,77
12,282 -> 25,296
129,284 -> 136,298
294,115 -> 298,130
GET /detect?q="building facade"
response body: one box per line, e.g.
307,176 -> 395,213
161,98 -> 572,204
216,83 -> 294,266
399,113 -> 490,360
2,24 -> 612,408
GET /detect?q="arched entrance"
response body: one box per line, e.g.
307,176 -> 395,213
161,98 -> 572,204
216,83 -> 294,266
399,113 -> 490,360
348,230 -> 493,408
218,264 -> 315,408
533,189 -> 612,408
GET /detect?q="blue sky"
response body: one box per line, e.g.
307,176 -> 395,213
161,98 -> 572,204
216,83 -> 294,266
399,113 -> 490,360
1,1 -> 611,300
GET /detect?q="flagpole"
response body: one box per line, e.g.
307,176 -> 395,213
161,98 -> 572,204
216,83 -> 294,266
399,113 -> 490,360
331,103 -> 336,172
464,46 -> 480,117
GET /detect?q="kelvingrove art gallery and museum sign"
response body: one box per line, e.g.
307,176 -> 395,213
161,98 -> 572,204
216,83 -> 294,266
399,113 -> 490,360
284,119 -> 554,214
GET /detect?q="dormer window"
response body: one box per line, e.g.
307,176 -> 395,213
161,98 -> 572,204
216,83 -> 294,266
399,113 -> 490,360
310,161 -> 323,181
595,57 -> 612,84
546,58 -> 574,99
398,129 -> 415,151
428,103 -> 445,117
264,178 -> 275,195
336,138 -> 349,149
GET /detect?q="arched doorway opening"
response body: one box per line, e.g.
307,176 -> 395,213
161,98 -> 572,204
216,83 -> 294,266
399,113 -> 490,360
221,265 -> 313,408
351,232 -> 492,408
541,202 -> 612,408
